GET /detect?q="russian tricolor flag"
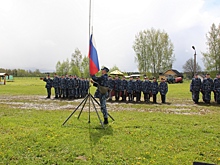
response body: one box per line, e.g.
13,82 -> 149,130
89,34 -> 100,75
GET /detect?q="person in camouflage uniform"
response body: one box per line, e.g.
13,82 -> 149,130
190,74 -> 202,104
53,73 -> 60,99
43,74 -> 53,99
91,67 -> 109,124
151,77 -> 159,103
81,77 -> 86,98
85,78 -> 90,95
60,75 -> 67,98
214,73 -> 220,104
114,75 -> 121,101
120,76 -> 128,101
142,76 -> 151,103
201,73 -> 214,104
213,74 -> 218,102
65,74 -> 69,98
73,75 -> 79,99
159,78 -> 168,103
58,75 -> 61,98
135,76 -> 142,102
78,77 -> 82,98
127,76 -> 134,102
67,75 -> 74,99
108,76 -> 115,101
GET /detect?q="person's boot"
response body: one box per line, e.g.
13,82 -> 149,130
104,118 -> 108,124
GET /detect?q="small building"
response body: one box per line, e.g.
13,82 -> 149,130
0,73 -> 9,85
6,75 -> 14,82
159,69 -> 183,81
198,75 -> 205,82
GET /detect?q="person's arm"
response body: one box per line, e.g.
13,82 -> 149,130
91,75 -> 101,83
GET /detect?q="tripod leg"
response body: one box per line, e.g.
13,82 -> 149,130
77,94 -> 89,119
62,94 -> 89,125
90,94 -> 115,121
90,96 -> 104,128
107,113 -> 115,121
88,93 -> 91,123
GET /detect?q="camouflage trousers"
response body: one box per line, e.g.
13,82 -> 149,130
202,91 -> 211,103
99,93 -> 108,118
216,90 -> 220,103
192,91 -> 200,103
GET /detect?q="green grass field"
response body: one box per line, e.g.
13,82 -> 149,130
0,78 -> 219,165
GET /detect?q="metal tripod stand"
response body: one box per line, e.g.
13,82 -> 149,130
62,93 -> 114,128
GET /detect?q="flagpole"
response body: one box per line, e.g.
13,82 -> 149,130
89,0 -> 91,37
88,0 -> 92,122
62,0 -> 114,127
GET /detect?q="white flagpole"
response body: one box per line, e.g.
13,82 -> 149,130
89,0 -> 92,37
88,0 -> 92,122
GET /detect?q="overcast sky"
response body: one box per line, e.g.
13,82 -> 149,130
0,0 -> 220,72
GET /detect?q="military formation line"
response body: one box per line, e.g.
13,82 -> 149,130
190,73 -> 220,104
43,72 -> 220,105
43,74 -> 90,99
43,73 -> 169,104
93,75 -> 168,104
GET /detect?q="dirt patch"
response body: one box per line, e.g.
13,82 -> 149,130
0,95 -> 213,115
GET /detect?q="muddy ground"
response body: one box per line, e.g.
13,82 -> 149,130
1,95 -> 216,115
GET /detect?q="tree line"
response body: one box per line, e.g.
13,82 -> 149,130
0,68 -> 44,77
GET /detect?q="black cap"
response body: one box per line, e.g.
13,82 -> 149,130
101,67 -> 109,72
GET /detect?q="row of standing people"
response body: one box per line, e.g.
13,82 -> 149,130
43,74 -> 90,99
104,75 -> 168,103
190,73 -> 220,104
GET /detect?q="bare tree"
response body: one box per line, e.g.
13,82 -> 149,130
182,58 -> 201,78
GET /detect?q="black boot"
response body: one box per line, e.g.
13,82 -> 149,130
104,118 -> 108,124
